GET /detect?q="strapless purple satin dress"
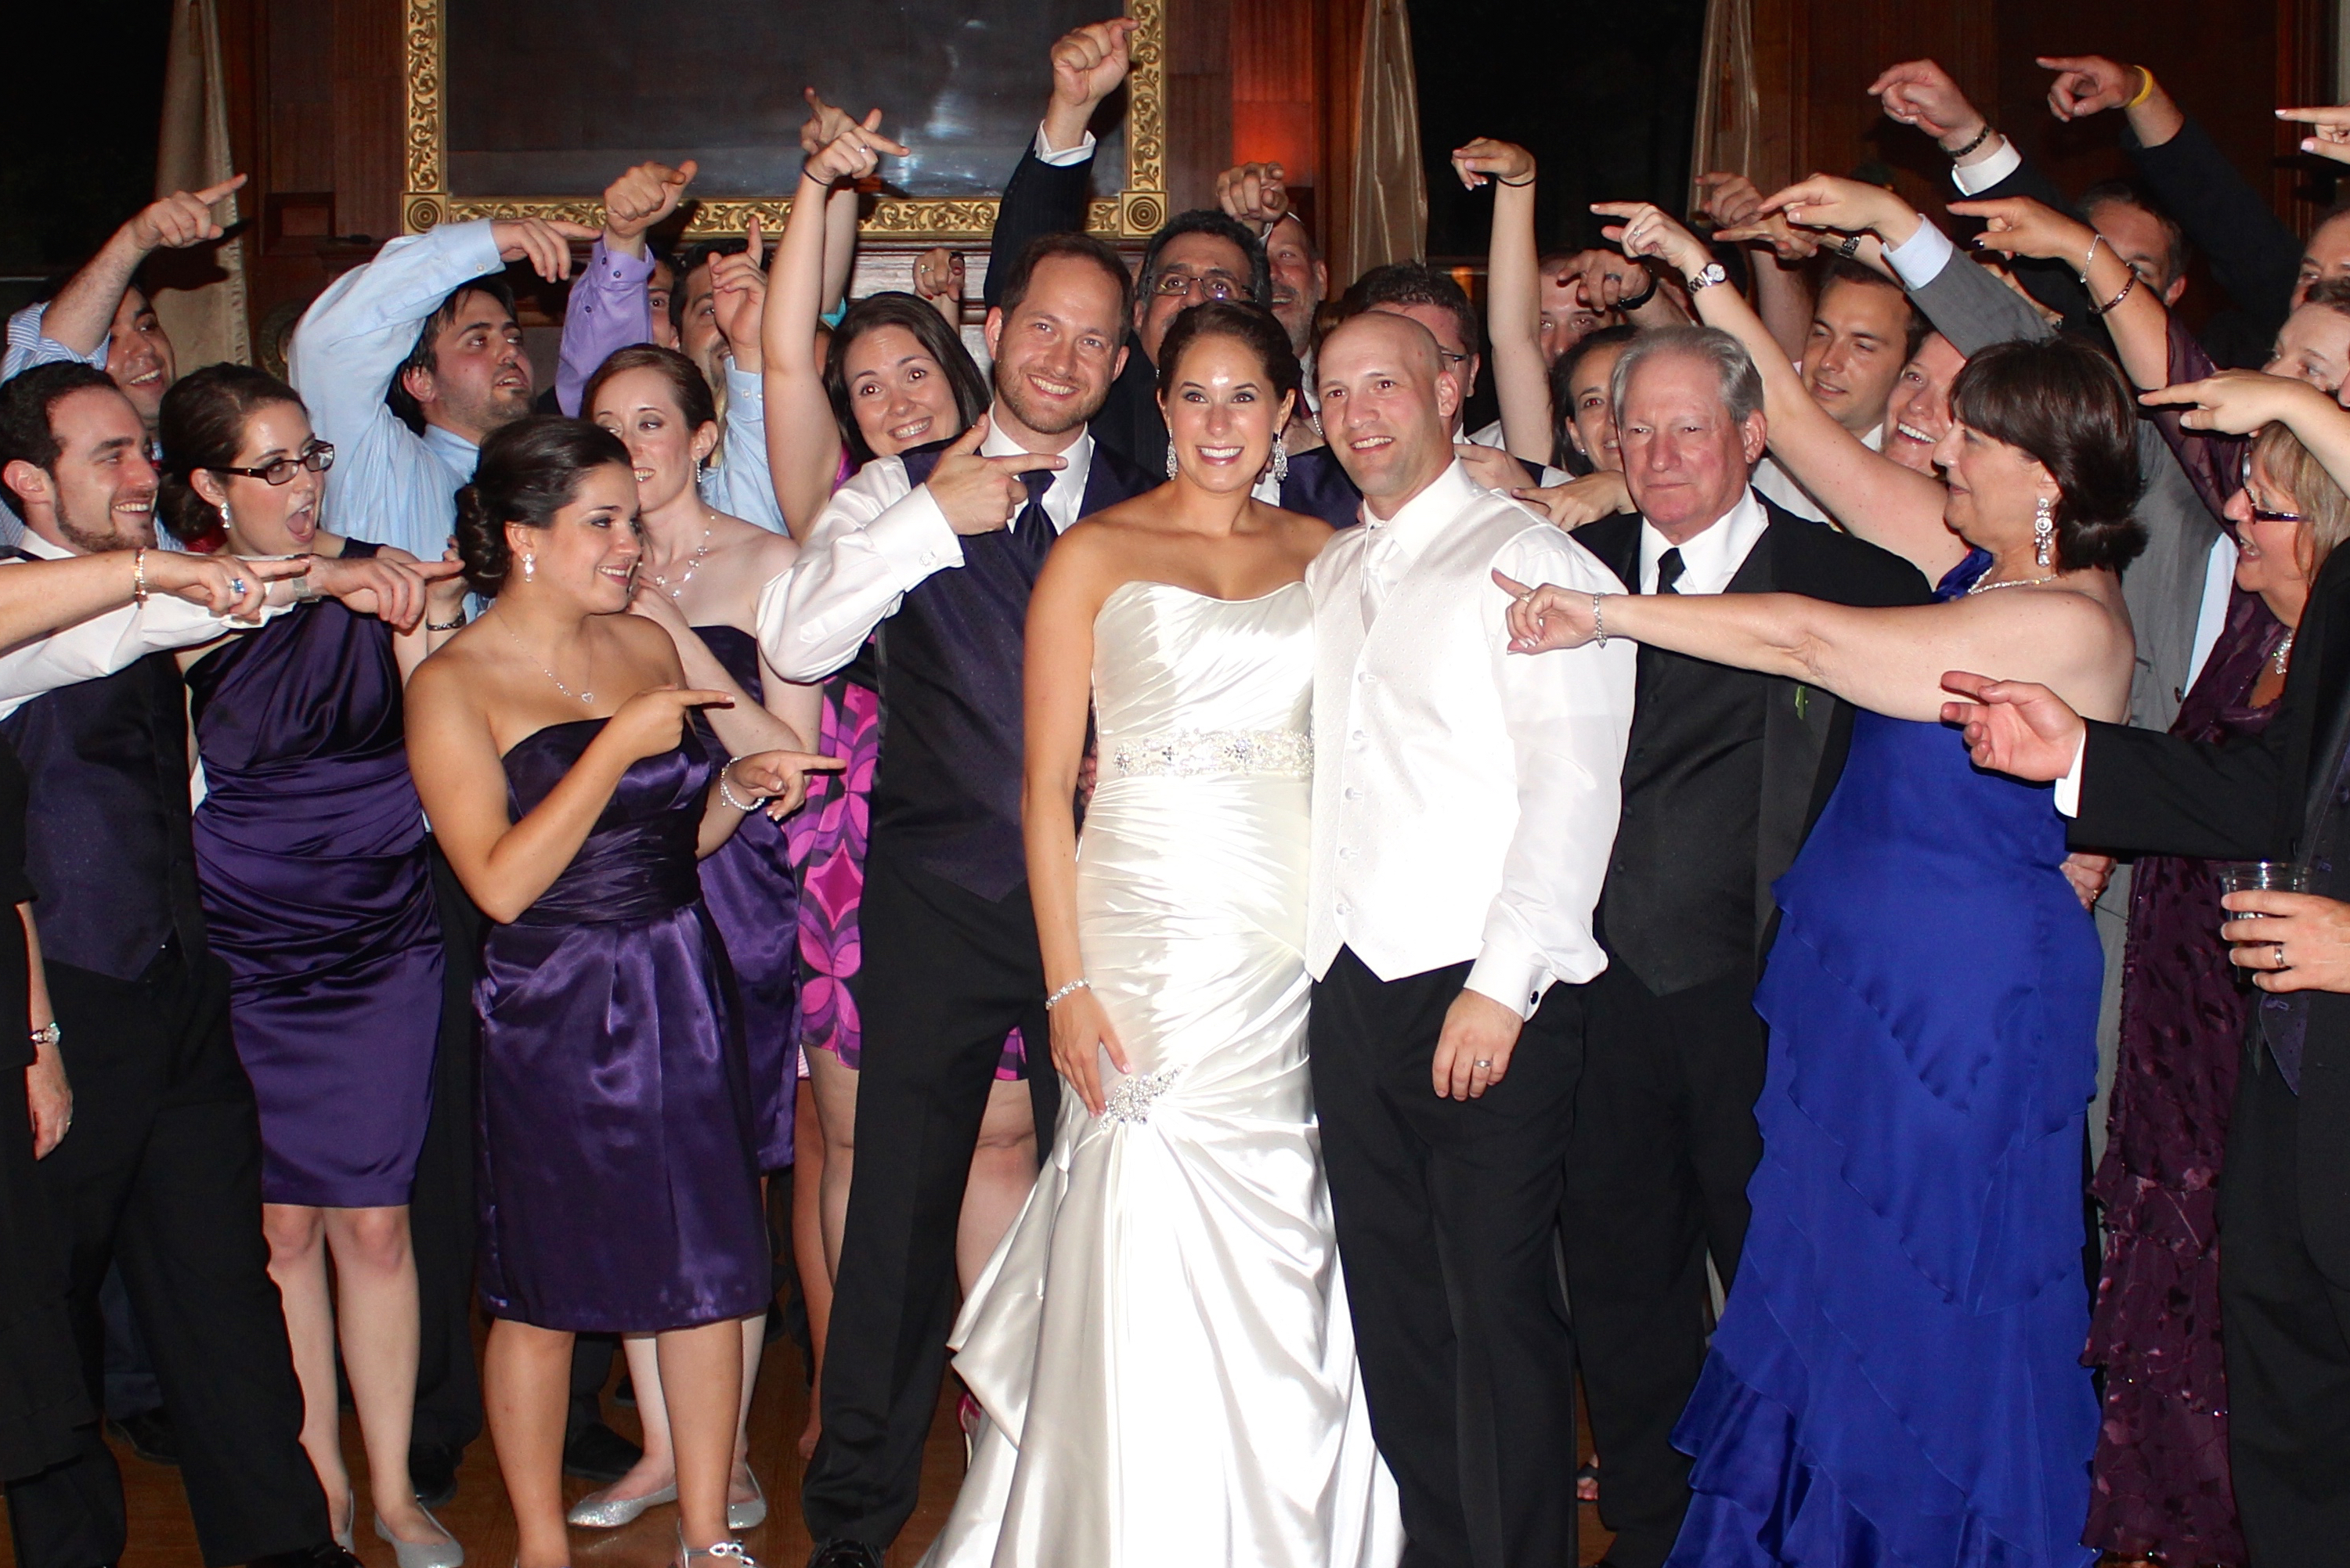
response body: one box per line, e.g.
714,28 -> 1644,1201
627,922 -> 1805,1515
692,625 -> 800,1170
187,539 -> 443,1209
476,718 -> 768,1332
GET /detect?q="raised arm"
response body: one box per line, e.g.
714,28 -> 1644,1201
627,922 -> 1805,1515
1698,171 -> 1818,362
987,19 -> 1135,309
1455,139 -> 1550,463
2143,372 -> 2350,497
1953,196 -> 2166,387
555,160 -> 695,416
12,178 -> 245,371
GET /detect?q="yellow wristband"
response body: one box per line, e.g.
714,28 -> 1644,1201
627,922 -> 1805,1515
2125,66 -> 2157,110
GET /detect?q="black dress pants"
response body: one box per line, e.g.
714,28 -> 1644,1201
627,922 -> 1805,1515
5,949 -> 325,1568
1560,961 -> 1765,1568
1309,946 -> 1583,1568
2220,1033 -> 2350,1566
799,849 -> 1056,1548
408,844 -> 482,1461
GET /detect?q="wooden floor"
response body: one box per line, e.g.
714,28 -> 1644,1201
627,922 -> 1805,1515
0,1337 -> 1620,1566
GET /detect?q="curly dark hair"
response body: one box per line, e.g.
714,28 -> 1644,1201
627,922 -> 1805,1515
822,293 -> 991,467
453,416 -> 632,597
1948,337 -> 2146,574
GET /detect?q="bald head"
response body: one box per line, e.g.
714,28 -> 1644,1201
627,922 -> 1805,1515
1316,312 -> 1460,516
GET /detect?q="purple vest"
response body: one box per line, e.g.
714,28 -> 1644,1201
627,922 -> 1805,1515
874,437 -> 1151,899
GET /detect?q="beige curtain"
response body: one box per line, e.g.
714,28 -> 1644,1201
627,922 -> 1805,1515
1341,0 -> 1427,280
1688,0 -> 1760,199
152,0 -> 250,368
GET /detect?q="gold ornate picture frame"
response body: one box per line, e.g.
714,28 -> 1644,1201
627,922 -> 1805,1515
401,1 -> 1166,241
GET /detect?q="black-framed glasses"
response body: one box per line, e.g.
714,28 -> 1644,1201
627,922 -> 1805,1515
2241,452 -> 2304,524
212,441 -> 334,487
1150,270 -> 1244,302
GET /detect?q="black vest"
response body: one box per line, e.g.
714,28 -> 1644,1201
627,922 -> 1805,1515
2,651 -> 207,981
874,438 -> 1151,898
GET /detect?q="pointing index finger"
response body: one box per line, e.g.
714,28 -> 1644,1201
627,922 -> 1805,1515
987,452 -> 1070,474
193,173 -> 248,205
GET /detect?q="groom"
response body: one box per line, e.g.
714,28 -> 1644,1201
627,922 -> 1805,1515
1305,309 -> 1637,1566
760,232 -> 1154,1567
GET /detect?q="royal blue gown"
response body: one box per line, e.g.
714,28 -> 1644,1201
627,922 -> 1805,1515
1666,551 -> 2102,1568
475,718 -> 768,1333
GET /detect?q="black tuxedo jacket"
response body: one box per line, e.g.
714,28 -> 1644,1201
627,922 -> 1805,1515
2072,541 -> 2350,1278
1574,496 -> 1931,962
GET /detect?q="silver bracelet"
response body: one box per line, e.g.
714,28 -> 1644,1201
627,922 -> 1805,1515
1044,978 -> 1092,1011
1592,593 -> 1608,647
716,757 -> 770,813
2078,230 -> 2108,285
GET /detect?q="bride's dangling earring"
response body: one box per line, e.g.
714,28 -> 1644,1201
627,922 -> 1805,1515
1271,432 -> 1290,485
2033,496 -> 2054,568
1165,443 -> 1180,481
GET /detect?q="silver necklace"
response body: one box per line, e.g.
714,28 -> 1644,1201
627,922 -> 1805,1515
647,516 -> 715,601
495,611 -> 595,706
2272,629 -> 2296,675
1966,572 -> 2060,596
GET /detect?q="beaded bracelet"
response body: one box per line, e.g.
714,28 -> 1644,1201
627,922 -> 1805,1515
717,757 -> 771,813
1045,978 -> 1092,1011
2088,271 -> 2139,317
1946,121 -> 1996,161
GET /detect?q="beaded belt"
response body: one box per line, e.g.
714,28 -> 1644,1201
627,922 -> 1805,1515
1107,727 -> 1313,780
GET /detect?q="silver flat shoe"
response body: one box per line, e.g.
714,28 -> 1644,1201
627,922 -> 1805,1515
374,1507 -> 464,1568
726,1468 -> 767,1531
566,1479 -> 676,1528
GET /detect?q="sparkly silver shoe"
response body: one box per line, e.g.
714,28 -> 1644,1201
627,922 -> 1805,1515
565,1479 -> 677,1527
373,1506 -> 464,1568
726,1467 -> 767,1530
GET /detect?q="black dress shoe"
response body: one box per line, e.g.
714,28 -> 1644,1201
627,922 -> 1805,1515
106,1408 -> 180,1466
561,1418 -> 643,1483
247,1544 -> 365,1568
806,1541 -> 884,1568
409,1440 -> 461,1509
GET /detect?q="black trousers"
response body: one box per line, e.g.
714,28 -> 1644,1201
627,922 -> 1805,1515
800,849 -> 1057,1548
1560,961 -> 1764,1568
2220,1033 -> 2350,1566
408,843 -> 482,1460
1310,946 -> 1583,1568
5,949 -> 325,1568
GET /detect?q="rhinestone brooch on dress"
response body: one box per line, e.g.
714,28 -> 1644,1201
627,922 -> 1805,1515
1110,727 -> 1312,780
1103,1069 -> 1179,1124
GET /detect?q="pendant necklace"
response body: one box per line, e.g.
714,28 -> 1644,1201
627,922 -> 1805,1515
1966,572 -> 2060,596
496,611 -> 595,706
648,514 -> 716,601
2272,629 -> 2296,676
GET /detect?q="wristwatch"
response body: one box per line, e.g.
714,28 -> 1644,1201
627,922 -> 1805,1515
1686,261 -> 1729,292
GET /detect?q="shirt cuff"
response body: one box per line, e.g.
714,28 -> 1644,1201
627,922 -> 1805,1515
724,361 -> 763,409
1464,944 -> 1550,1022
1883,218 -> 1957,291
1032,124 -> 1099,166
1951,137 -> 2022,196
2053,733 -> 2088,817
869,483 -> 966,588
587,239 -> 653,287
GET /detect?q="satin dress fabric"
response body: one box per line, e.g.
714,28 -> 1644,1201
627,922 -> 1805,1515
1667,551 -> 2102,1568
923,581 -> 1402,1568
693,624 -> 801,1170
475,719 -> 768,1333
186,539 -> 443,1208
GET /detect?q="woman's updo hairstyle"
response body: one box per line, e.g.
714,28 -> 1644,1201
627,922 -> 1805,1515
156,363 -> 306,551
580,344 -> 718,453
1154,301 -> 1302,408
1948,337 -> 2147,574
455,416 -> 632,597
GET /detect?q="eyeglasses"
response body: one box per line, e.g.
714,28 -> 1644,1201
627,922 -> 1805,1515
2241,453 -> 2304,524
211,442 -> 335,486
1150,271 -> 1244,302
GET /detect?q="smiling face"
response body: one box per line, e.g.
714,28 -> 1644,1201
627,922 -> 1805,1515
1883,332 -> 1966,476
1802,275 -> 1911,438
1617,350 -> 1766,540
2265,302 -> 2350,399
1563,341 -> 1628,474
589,365 -> 716,516
1263,215 -> 1327,355
403,287 -> 532,444
985,253 -> 1128,444
1368,299 -> 1478,412
505,461 -> 643,613
1137,231 -> 1254,365
106,287 -> 176,431
840,323 -> 962,456
5,384 -> 161,555
1159,331 -> 1294,495
1316,312 -> 1459,514
1930,420 -> 2056,557
193,399 -> 327,553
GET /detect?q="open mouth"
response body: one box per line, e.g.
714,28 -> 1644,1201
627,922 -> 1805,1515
494,370 -> 529,392
1023,370 -> 1078,402
1893,422 -> 1935,445
633,466 -> 656,485
889,416 -> 933,444
125,369 -> 163,387
1194,445 -> 1245,464
1347,434 -> 1394,454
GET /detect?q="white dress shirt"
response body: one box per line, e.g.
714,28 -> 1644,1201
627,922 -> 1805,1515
1305,461 -> 1637,1016
1638,485 -> 1771,594
0,531 -> 284,722
758,410 -> 1095,683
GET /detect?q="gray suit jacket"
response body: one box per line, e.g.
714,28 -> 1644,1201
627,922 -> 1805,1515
1908,255 -> 2218,734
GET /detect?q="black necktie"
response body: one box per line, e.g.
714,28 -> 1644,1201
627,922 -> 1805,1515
1014,470 -> 1057,565
1655,546 -> 1685,595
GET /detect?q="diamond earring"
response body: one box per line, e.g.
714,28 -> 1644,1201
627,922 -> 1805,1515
1164,443 -> 1180,481
522,552 -> 536,582
1271,432 -> 1290,484
2033,496 -> 2054,568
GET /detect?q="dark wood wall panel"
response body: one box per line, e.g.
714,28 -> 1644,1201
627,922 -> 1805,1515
1166,0 -> 1235,215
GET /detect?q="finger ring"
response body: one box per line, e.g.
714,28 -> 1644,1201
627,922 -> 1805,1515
229,577 -> 247,596
1473,1058 -> 1493,1069
2276,942 -> 2289,969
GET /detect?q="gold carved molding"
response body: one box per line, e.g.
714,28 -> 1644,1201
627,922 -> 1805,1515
402,0 -> 1165,242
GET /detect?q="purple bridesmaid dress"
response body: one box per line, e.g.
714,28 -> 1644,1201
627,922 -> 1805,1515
691,624 -> 800,1170
186,539 -> 443,1209
476,717 -> 767,1332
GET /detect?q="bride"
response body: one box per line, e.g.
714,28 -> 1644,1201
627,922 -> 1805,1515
920,301 -> 1402,1566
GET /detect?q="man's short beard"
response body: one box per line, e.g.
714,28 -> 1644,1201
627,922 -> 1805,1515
55,501 -> 149,555
993,366 -> 1100,439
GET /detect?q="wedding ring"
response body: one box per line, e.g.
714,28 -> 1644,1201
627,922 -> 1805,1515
2275,942 -> 2289,969
1473,1058 -> 1493,1069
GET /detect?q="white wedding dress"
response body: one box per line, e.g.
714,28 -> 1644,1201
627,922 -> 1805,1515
922,580 -> 1402,1567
